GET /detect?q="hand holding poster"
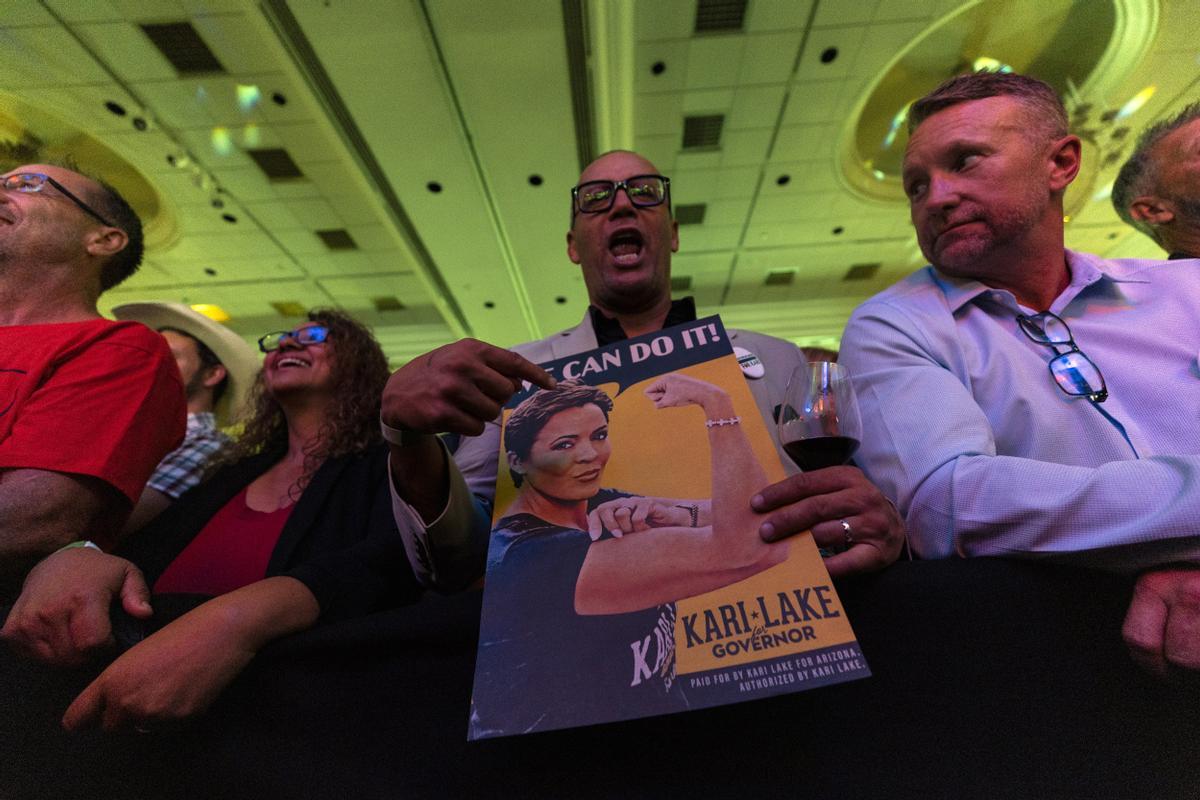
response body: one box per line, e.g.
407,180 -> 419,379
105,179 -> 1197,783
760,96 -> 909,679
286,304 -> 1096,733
469,317 -> 869,739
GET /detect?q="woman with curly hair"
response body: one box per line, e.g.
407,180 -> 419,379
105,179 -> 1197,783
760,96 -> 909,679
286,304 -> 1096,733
3,309 -> 420,731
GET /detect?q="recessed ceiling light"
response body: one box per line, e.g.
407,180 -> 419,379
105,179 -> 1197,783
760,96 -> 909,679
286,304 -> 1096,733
221,213 -> 237,224
204,267 -> 218,276
271,92 -> 287,106
271,301 -> 307,317
832,226 -> 844,235
427,181 -> 443,193
236,84 -> 261,112
484,301 -> 495,309
132,117 -> 147,131
1116,86 -> 1156,120
528,174 -> 543,186
211,127 -> 233,156
651,61 -> 666,75
190,303 -> 230,322
776,174 -> 790,186
104,101 -> 126,116
820,47 -> 838,64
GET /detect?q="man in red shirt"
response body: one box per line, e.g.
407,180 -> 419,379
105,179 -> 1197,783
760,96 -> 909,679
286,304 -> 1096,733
0,164 -> 185,594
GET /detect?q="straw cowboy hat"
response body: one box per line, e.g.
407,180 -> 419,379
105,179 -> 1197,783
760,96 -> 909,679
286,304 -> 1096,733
112,302 -> 259,427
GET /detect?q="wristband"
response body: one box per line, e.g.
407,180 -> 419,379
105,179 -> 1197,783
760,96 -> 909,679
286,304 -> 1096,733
381,414 -> 432,447
55,540 -> 102,554
704,416 -> 741,428
675,503 -> 699,528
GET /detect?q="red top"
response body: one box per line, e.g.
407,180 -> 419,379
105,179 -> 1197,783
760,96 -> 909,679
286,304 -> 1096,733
153,486 -> 294,596
0,319 -> 185,517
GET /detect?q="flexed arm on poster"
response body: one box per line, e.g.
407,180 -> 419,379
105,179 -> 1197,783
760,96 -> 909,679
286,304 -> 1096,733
587,495 -> 711,540
574,373 -> 786,614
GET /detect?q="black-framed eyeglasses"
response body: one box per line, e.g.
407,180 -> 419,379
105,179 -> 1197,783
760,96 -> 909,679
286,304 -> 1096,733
1,172 -> 116,228
258,325 -> 330,353
571,174 -> 670,219
1016,311 -> 1108,403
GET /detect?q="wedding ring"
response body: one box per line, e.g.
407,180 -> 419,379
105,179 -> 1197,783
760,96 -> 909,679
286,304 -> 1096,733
840,519 -> 853,546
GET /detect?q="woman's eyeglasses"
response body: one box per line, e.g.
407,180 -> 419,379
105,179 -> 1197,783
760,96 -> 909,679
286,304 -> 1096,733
1,172 -> 116,228
258,325 -> 330,353
1016,311 -> 1108,403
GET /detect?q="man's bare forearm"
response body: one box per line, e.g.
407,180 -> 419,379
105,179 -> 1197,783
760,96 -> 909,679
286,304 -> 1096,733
0,469 -> 124,561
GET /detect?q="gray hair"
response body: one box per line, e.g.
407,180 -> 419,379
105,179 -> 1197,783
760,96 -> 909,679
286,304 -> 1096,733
1112,102 -> 1200,244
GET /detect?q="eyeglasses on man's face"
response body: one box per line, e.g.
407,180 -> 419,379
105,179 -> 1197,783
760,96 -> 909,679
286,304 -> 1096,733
1016,311 -> 1108,403
0,172 -> 116,228
258,324 -> 331,353
571,174 -> 670,219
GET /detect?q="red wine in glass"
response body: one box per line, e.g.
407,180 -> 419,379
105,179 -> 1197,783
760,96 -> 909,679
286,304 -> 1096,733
782,436 -> 860,472
777,362 -> 862,471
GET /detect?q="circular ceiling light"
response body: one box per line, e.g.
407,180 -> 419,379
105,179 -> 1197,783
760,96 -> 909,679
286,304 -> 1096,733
837,0 -> 1159,217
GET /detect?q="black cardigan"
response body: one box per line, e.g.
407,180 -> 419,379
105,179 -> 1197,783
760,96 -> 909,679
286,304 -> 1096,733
117,442 -> 421,621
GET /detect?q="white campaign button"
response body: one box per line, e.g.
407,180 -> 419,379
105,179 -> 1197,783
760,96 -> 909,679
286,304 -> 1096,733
734,346 -> 765,379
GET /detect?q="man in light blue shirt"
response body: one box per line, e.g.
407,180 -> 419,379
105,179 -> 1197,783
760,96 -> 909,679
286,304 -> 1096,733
839,71 -> 1200,676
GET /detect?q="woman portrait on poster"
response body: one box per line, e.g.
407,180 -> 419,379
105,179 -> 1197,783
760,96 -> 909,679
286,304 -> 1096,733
495,374 -> 787,613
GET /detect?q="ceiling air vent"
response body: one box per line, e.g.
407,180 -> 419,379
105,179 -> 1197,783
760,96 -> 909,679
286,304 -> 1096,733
372,296 -> 406,312
247,148 -> 304,180
316,229 -> 358,250
764,269 -> 796,286
140,22 -> 225,75
843,263 -> 881,281
670,275 -> 693,292
682,115 -> 724,150
694,0 -> 748,32
270,301 -> 307,317
675,204 -> 707,225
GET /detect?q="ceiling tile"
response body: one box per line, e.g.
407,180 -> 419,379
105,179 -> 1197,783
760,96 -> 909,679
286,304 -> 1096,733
2,3 -> 61,26
678,223 -> 744,251
282,197 -> 343,229
0,25 -> 110,88
746,0 -> 815,33
872,0 -> 939,23
794,25 -> 867,81
684,36 -> 746,89
636,0 -> 695,41
719,127 -> 774,165
680,87 -> 736,114
783,79 -> 852,124
848,22 -> 927,79
768,123 -> 840,163
813,0 -> 878,28
635,40 -> 690,93
190,13 -> 278,75
633,90 -> 684,137
738,32 -> 803,83
111,0 -> 186,21
672,165 -> 760,198
74,21 -> 177,82
729,85 -> 788,129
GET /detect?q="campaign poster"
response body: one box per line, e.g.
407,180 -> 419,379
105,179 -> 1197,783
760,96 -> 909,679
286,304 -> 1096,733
468,316 -> 869,740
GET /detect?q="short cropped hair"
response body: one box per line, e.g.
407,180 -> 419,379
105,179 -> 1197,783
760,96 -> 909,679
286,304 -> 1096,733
158,325 -> 229,406
29,158 -> 143,290
1111,102 -> 1200,242
909,71 -> 1068,141
86,179 -> 144,290
504,378 -> 614,487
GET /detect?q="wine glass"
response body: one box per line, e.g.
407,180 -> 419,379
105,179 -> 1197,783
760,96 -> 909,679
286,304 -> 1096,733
776,362 -> 862,471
